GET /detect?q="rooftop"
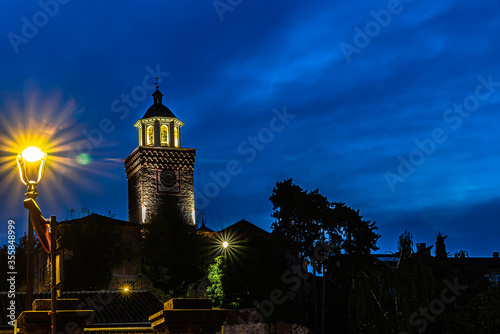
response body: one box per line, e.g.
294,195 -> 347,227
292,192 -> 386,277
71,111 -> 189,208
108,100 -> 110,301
0,291 -> 163,327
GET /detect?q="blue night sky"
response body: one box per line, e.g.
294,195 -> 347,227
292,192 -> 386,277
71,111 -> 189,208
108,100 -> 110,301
1,0 -> 499,256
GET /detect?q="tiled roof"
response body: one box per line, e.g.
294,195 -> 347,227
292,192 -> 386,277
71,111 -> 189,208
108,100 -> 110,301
196,225 -> 214,233
217,219 -> 269,236
0,291 -> 162,327
61,214 -> 137,227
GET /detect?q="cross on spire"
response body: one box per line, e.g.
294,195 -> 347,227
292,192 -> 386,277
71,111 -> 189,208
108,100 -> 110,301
154,76 -> 159,90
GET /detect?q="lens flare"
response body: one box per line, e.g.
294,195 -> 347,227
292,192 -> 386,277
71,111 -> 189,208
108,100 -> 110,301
115,281 -> 134,298
75,153 -> 92,165
0,84 -> 124,215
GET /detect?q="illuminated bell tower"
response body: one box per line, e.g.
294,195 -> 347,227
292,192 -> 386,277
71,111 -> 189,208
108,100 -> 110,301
124,86 -> 196,225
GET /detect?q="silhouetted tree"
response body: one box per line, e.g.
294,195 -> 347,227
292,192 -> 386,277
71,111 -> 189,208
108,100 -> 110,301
397,229 -> 413,259
435,231 -> 448,260
140,203 -> 208,298
270,179 -> 338,331
336,203 -> 380,258
270,179 -> 321,262
454,250 -> 468,259
270,179 -> 381,333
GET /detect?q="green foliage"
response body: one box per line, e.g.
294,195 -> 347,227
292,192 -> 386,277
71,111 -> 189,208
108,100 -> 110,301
140,203 -> 208,298
206,256 -> 225,307
60,219 -> 123,290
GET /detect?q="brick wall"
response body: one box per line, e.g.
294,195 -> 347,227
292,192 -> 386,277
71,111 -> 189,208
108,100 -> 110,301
125,146 -> 196,225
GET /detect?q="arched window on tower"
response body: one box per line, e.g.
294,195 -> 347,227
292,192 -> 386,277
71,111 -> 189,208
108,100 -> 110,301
139,127 -> 143,146
146,125 -> 154,146
174,126 -> 179,147
161,125 -> 170,147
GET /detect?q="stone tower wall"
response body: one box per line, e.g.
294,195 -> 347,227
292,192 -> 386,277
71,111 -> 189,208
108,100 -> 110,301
124,146 -> 196,224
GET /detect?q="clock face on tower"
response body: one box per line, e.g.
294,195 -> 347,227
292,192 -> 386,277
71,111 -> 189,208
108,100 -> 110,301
156,169 -> 181,193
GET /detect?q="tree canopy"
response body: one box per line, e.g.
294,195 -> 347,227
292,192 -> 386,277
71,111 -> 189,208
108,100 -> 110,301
140,203 -> 208,298
270,178 -> 380,263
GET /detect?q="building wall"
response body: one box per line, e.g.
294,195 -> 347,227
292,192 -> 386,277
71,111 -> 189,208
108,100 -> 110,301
125,146 -> 196,225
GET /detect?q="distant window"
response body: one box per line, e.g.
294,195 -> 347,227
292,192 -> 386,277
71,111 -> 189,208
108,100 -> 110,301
174,127 -> 179,147
146,125 -> 154,146
161,125 -> 169,147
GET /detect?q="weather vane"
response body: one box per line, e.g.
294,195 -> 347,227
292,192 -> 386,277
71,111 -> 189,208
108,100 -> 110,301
154,76 -> 159,90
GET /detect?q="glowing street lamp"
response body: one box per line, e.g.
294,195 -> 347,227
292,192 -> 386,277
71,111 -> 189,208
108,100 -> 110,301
222,241 -> 229,249
16,146 -> 59,334
16,146 -> 47,199
15,146 -> 48,313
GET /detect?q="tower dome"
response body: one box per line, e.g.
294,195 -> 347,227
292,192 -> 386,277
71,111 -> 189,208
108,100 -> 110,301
133,89 -> 184,148
141,89 -> 177,119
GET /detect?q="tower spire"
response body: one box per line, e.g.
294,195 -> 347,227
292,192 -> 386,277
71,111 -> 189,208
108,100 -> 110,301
152,77 -> 163,105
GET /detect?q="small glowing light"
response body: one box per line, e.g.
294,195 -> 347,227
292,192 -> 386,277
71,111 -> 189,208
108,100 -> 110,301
117,281 -> 134,298
142,205 -> 146,223
75,153 -> 92,165
21,146 -> 45,162
222,241 -> 229,249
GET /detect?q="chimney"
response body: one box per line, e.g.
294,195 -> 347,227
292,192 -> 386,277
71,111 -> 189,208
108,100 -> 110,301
416,243 -> 426,253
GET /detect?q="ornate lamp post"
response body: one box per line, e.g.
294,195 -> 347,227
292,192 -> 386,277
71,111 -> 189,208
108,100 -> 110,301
17,146 -> 60,334
16,146 -> 47,311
